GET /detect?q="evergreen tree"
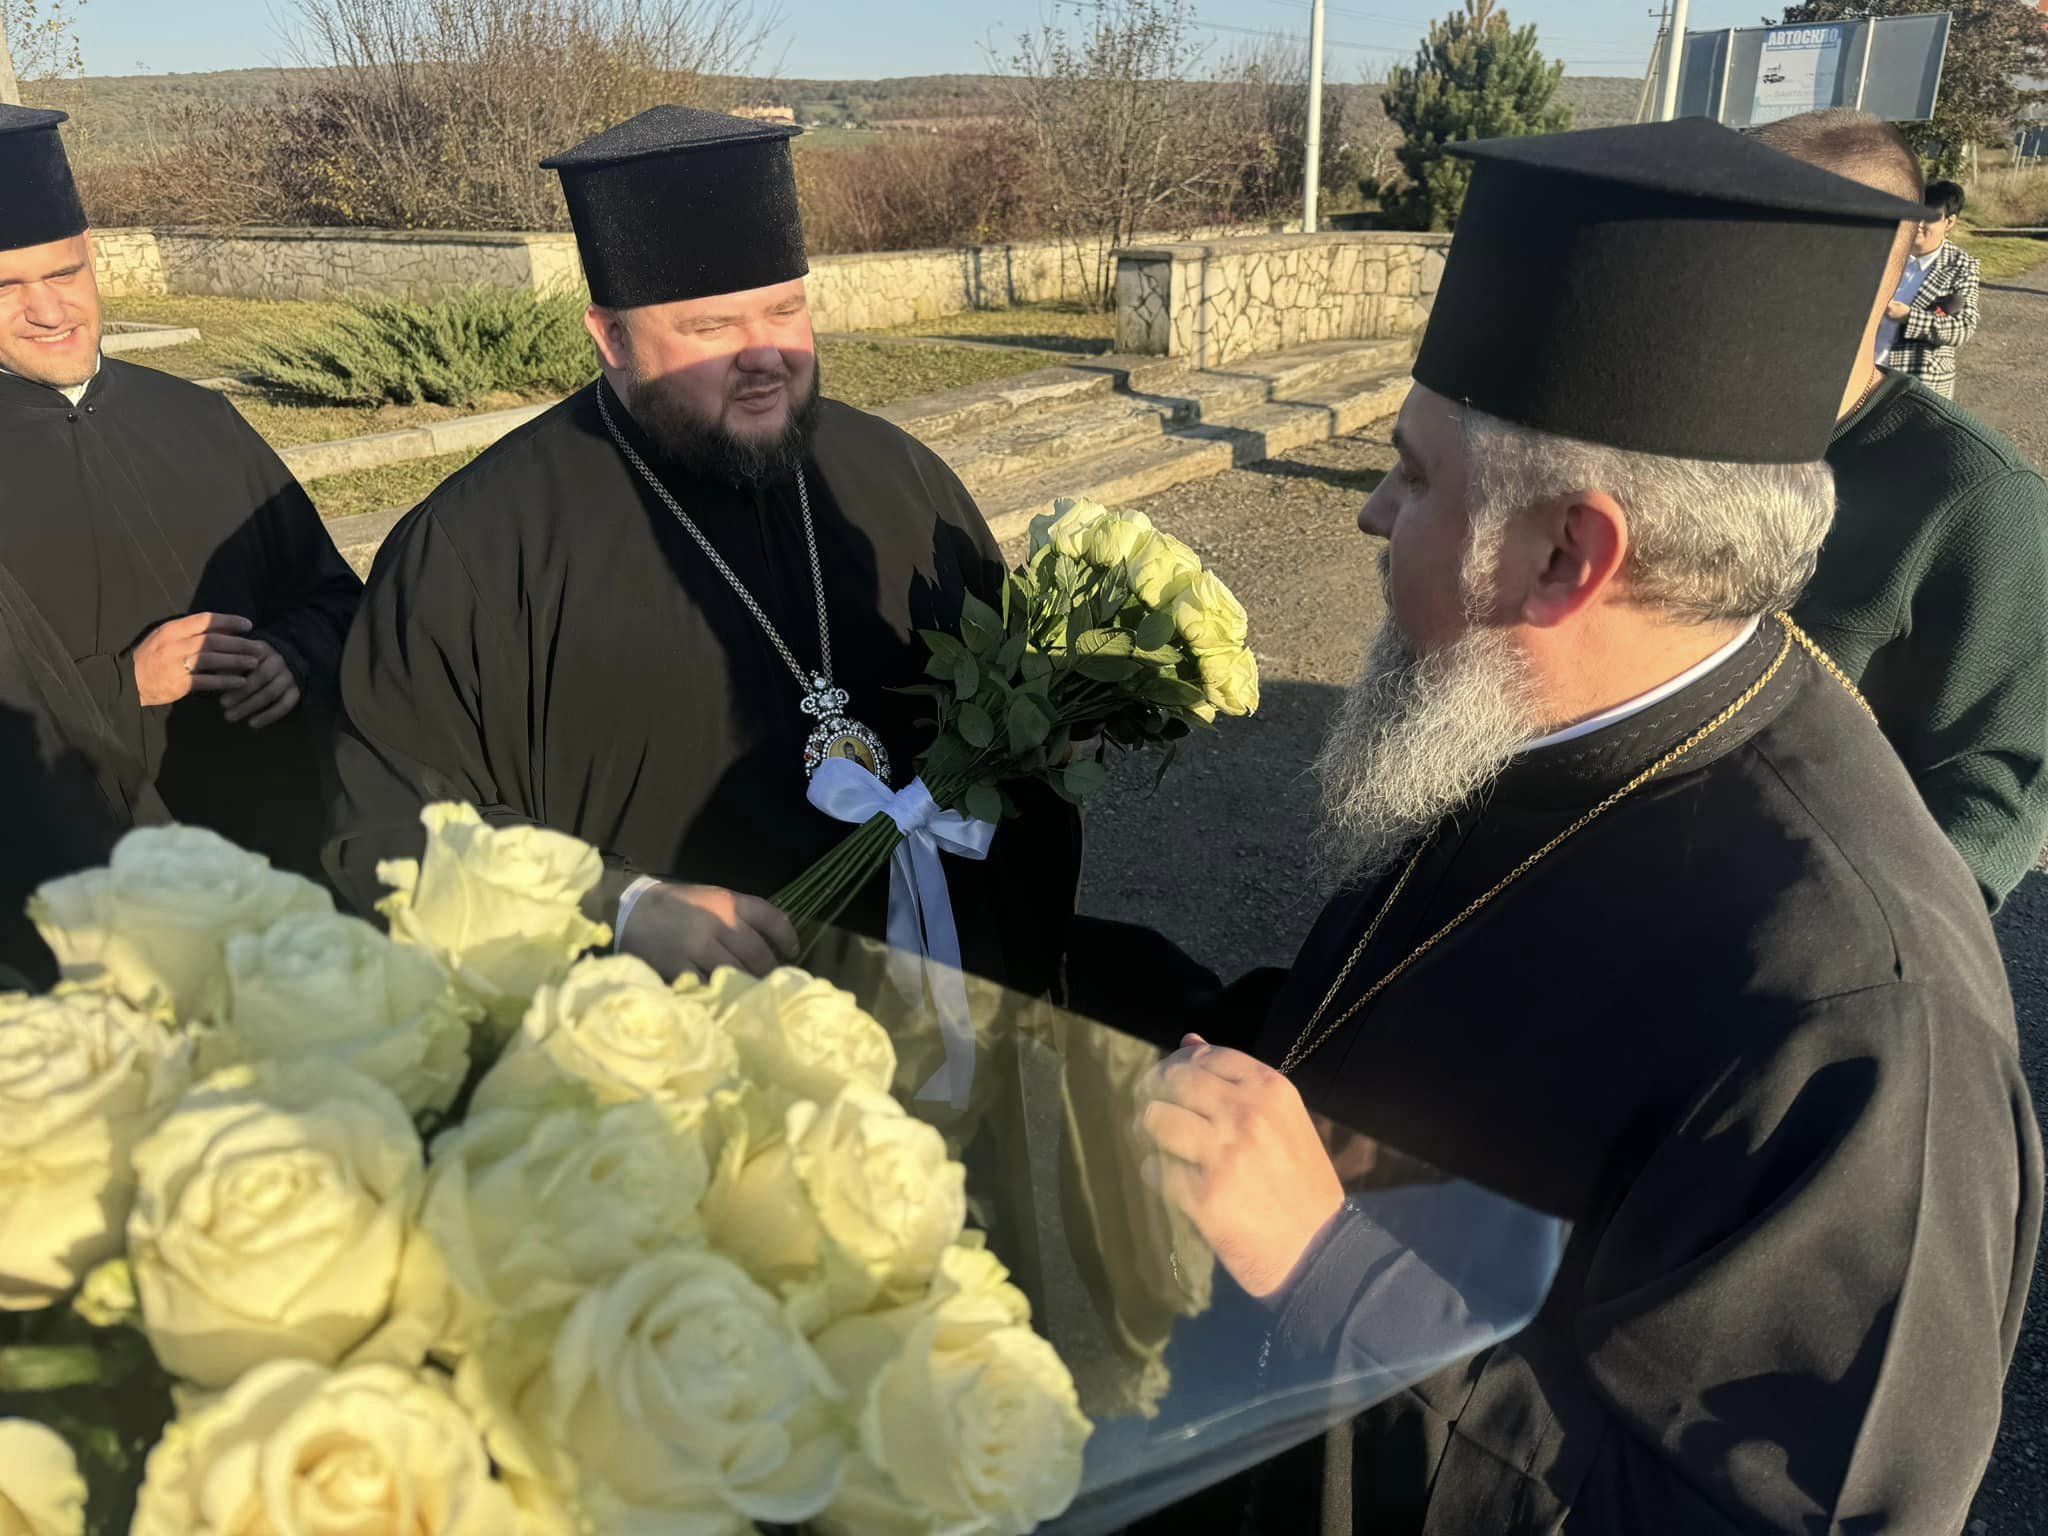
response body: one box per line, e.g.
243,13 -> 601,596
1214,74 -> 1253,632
1775,0 -> 2048,177
1375,0 -> 1571,231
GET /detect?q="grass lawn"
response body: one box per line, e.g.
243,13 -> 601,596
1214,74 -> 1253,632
1955,231 -> 2047,281
103,295 -> 352,380
817,337 -> 1061,405
308,450 -> 484,521
874,300 -> 1115,355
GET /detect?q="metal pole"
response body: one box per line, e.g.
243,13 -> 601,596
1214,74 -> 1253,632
1656,0 -> 1690,120
1305,0 -> 1327,233
0,15 -> 22,107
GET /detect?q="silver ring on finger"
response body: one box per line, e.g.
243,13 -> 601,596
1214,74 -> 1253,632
183,656 -> 194,674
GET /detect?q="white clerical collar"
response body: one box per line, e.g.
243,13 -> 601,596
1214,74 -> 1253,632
0,353 -> 101,406
1518,617 -> 1762,754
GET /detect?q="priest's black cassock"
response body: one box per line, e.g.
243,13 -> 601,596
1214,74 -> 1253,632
0,361 -> 362,980
1124,122 -> 2041,1533
1229,627 -> 2040,1531
325,379 -> 1080,992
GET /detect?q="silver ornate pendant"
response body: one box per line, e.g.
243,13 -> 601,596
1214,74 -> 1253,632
801,674 -> 891,782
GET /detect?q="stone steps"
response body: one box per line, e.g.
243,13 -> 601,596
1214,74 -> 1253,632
978,348 -> 1412,543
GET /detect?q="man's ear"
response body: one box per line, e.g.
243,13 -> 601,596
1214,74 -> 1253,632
584,305 -> 629,373
1516,490 -> 1628,629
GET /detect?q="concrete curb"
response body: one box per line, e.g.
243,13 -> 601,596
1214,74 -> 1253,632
102,322 -> 202,355
279,401 -> 554,482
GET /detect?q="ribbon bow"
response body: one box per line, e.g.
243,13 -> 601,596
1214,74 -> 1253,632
806,760 -> 997,1109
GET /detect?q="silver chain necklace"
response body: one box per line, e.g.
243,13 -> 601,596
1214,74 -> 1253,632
598,384 -> 891,783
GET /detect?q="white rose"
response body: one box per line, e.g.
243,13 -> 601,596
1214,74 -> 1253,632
711,1084 -> 965,1325
814,1241 -> 1091,1536
1031,497 -> 1111,560
376,803 -> 611,1034
127,1061 -> 427,1388
1168,569 -> 1252,657
130,1359 -> 516,1536
459,1250 -> 847,1534
0,1419 -> 86,1536
1081,511 -> 1158,571
703,967 -> 896,1125
214,912 -> 473,1118
29,826 -> 332,1021
410,1086 -> 711,1355
1197,646 -> 1262,718
0,985 -> 190,1310
1124,530 -> 1203,608
471,954 -> 740,1127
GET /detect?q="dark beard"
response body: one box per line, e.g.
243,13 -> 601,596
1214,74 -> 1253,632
624,368 -> 822,486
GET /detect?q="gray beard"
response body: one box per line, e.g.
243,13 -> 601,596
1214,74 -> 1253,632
1312,617 -> 1546,889
625,368 -> 821,487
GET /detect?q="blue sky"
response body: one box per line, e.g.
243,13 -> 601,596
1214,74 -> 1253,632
74,0 -> 1778,81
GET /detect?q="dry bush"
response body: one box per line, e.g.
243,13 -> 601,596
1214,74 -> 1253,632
76,0 -> 769,231
1964,164 -> 2048,230
796,127 -> 1049,255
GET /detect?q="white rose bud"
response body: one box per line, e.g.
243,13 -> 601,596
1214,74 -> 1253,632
376,803 -> 610,1035
1124,530 -> 1203,609
709,967 -> 896,1126
29,826 -> 332,1021
0,1420 -> 86,1536
1031,497 -> 1111,559
815,1242 -> 1091,1536
0,985 -> 190,1310
1081,511 -> 1158,571
130,1360 -> 516,1536
711,1084 -> 965,1324
410,1087 -> 712,1355
127,1061 -> 427,1388
1197,647 -> 1262,718
214,912 -> 473,1118
459,1251 -> 847,1534
1168,569 -> 1251,657
470,954 -> 739,1127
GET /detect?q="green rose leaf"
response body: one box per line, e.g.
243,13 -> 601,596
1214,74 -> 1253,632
965,784 -> 1004,824
1075,655 -> 1141,683
0,1344 -> 102,1392
1062,758 -> 1109,799
1020,649 -> 1054,682
920,629 -> 970,678
957,701 -> 996,749
954,656 -> 980,701
1075,628 -> 1136,659
1136,606 -> 1180,652
1008,694 -> 1055,754
1142,673 -> 1209,708
959,592 -> 1004,655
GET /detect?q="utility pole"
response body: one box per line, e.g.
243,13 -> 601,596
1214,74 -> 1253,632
1304,0 -> 1327,233
0,12 -> 23,106
1655,0 -> 1691,121
1635,3 -> 1667,124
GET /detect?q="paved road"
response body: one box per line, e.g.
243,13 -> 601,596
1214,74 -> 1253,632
1070,258 -> 2048,1533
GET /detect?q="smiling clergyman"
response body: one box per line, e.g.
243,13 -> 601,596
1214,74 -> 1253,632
326,107 -> 1078,992
0,105 -> 361,985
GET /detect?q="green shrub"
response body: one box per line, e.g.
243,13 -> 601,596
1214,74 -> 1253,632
240,289 -> 594,408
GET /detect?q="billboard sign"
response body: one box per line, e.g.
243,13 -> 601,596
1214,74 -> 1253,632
1751,25 -> 1846,125
1653,12 -> 1951,128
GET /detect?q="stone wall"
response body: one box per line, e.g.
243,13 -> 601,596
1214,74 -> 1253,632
92,228 -> 582,304
1115,232 -> 1450,368
89,222 -> 1296,333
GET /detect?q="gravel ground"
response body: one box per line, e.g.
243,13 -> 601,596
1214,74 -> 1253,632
1072,258 -> 2048,1533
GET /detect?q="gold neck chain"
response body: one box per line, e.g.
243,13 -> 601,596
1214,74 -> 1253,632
1279,612 -> 1871,1078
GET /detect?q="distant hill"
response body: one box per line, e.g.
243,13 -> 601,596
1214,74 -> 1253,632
29,67 -> 1645,165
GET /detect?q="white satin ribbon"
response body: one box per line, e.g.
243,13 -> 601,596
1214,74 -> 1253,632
806,760 -> 997,1109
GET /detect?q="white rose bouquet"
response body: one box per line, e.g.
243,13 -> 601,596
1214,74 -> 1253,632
0,817 -> 1096,1535
773,499 -> 1259,934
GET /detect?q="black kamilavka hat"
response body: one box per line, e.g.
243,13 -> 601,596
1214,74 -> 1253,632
0,106 -> 88,254
542,106 -> 807,310
1411,117 -> 1930,464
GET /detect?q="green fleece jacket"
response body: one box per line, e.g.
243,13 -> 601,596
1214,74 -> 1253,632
1794,371 -> 2048,909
